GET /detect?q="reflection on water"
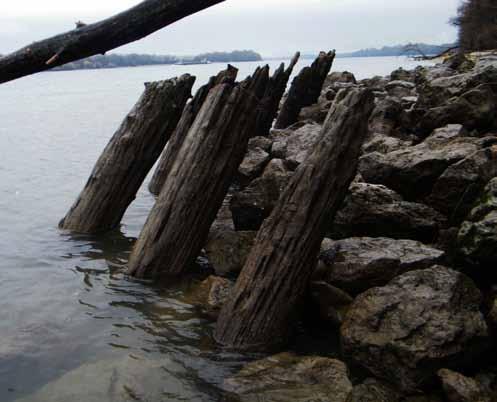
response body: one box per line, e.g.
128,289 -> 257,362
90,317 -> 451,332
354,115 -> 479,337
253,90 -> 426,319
0,57 -> 433,401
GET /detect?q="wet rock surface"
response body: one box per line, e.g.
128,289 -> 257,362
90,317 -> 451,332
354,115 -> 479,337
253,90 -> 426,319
341,266 -> 489,392
224,352 -> 353,402
317,237 -> 445,295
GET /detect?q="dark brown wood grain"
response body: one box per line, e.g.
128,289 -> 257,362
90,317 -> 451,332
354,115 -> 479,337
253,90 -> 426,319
253,52 -> 300,137
274,51 -> 336,129
148,65 -> 238,195
0,0 -> 225,84
128,67 -> 271,280
59,74 -> 194,234
214,88 -> 375,350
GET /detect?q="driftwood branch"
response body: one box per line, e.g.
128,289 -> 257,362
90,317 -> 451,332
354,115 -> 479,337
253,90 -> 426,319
0,0 -> 225,84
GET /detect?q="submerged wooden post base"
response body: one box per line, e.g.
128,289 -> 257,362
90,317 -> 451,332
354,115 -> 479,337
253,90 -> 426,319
127,66 -> 271,280
60,74 -> 194,234
214,88 -> 375,350
274,51 -> 336,129
148,65 -> 238,196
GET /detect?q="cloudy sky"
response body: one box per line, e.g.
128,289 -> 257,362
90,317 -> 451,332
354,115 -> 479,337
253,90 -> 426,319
0,0 -> 460,57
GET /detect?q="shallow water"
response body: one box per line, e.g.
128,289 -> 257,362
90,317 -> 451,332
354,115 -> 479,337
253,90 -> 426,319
0,56 -> 433,401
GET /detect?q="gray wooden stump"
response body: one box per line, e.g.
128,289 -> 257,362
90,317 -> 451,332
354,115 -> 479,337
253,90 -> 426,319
148,65 -> 238,195
274,50 -> 335,129
127,66 -> 271,280
59,74 -> 195,234
214,88 -> 375,350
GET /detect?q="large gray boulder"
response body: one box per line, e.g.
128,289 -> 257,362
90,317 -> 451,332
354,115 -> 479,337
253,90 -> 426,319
359,125 -> 494,201
317,237 -> 445,295
428,146 -> 497,223
224,352 -> 353,402
269,121 -> 322,168
341,266 -> 489,392
457,177 -> 497,265
328,183 -> 446,243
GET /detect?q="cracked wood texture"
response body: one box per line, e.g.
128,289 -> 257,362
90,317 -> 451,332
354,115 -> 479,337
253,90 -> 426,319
148,65 -> 238,195
252,52 -> 300,137
60,74 -> 194,234
127,66 -> 271,280
214,88 -> 375,350
274,51 -> 336,129
0,0 -> 225,84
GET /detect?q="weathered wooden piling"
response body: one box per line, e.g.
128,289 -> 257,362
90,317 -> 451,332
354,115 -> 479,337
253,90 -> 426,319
274,51 -> 335,129
59,74 -> 195,234
253,52 -> 300,137
127,66 -> 271,280
214,88 -> 375,350
148,65 -> 238,195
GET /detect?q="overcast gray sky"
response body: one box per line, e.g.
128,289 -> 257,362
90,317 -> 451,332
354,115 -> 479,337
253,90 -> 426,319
0,0 -> 460,57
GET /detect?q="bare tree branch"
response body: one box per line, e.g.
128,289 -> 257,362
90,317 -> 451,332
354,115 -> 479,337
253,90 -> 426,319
0,0 -> 225,84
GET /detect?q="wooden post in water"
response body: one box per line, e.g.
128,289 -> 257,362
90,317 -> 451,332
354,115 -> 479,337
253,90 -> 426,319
214,88 -> 375,350
274,51 -> 335,129
253,52 -> 300,137
59,74 -> 195,234
127,66 -> 271,280
148,65 -> 238,195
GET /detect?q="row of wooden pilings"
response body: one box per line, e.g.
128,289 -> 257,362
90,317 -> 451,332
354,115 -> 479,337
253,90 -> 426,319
59,50 -> 375,350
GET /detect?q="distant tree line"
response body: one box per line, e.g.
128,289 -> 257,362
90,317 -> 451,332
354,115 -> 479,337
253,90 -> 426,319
53,50 -> 262,71
452,0 -> 497,51
336,43 -> 456,58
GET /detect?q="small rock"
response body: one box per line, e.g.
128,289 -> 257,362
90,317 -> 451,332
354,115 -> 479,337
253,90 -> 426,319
385,80 -> 416,99
368,97 -> 410,137
224,352 -> 352,402
438,368 -> 490,402
391,67 -> 415,82
363,132 -> 413,154
318,237 -> 445,295
187,275 -> 233,318
329,183 -> 446,243
248,136 -> 273,152
238,147 -> 271,183
341,266 -> 489,392
346,378 -> 400,402
205,226 -> 256,275
324,71 -> 357,87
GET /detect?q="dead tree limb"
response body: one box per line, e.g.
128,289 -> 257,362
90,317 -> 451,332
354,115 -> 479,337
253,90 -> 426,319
253,52 -> 300,136
274,51 -> 335,129
0,0 -> 225,84
128,66 -> 271,280
148,65 -> 238,195
59,74 -> 195,234
214,88 -> 375,350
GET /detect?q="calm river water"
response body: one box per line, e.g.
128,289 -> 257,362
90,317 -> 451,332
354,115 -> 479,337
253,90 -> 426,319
0,56 -> 433,401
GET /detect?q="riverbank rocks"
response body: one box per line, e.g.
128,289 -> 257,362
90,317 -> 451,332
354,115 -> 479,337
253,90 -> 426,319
316,237 -> 445,295
269,121 -> 322,168
341,266 -> 489,392
231,159 -> 292,230
457,177 -> 497,266
328,183 -> 446,242
238,147 -> 271,183
224,352 -> 352,402
186,275 -> 233,318
359,125 -> 496,201
346,378 -> 400,402
368,97 -> 410,137
310,281 -> 354,326
438,369 -> 491,402
205,227 -> 256,275
385,80 -> 416,99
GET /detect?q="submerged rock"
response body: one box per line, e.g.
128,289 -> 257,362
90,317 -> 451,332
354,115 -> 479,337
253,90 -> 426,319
329,183 -> 446,242
346,378 -> 400,402
224,352 -> 352,402
318,237 -> 445,295
341,266 -> 489,392
438,368 -> 491,402
205,226 -> 256,275
457,177 -> 497,265
187,275 -> 233,318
